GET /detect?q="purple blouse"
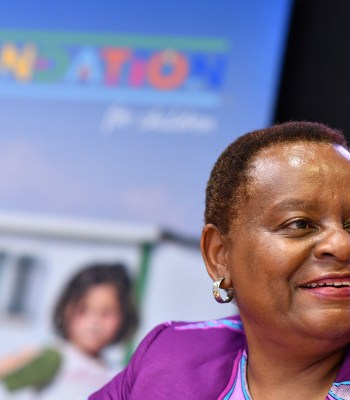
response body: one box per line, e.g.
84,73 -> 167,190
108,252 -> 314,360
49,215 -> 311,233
89,316 -> 350,400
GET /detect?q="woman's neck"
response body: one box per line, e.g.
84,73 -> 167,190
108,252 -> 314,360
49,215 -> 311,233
246,338 -> 346,400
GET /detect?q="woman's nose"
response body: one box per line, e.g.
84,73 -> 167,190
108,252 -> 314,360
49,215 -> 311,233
314,228 -> 350,262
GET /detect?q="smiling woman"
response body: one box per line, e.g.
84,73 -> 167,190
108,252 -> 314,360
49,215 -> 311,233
89,121 -> 350,400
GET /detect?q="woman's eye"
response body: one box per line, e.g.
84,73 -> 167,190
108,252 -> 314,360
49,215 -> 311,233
282,219 -> 316,235
290,220 -> 312,230
280,218 -> 317,238
344,222 -> 350,232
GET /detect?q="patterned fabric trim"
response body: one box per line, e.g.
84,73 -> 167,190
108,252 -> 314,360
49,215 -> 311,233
219,350 -> 252,400
218,350 -> 242,400
174,318 -> 243,331
328,381 -> 350,400
240,354 -> 252,400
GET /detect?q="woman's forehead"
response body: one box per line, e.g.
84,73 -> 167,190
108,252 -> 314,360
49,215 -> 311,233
250,141 -> 349,172
228,143 -> 350,225
334,144 -> 350,161
245,142 -> 350,196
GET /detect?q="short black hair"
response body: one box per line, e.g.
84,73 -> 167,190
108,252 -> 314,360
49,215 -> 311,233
205,121 -> 347,235
53,263 -> 138,344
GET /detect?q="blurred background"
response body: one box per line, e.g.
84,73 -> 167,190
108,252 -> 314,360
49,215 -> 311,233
1,0 -> 350,397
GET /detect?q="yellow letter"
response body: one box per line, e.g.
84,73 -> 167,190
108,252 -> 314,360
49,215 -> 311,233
0,43 -> 37,81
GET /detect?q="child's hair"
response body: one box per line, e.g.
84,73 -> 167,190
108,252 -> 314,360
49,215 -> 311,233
53,263 -> 139,344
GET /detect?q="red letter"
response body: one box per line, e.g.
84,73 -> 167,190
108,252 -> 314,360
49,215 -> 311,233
148,50 -> 188,90
102,48 -> 131,86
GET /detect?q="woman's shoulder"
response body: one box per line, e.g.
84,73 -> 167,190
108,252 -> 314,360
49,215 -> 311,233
89,315 -> 246,400
144,314 -> 245,357
131,314 -> 245,354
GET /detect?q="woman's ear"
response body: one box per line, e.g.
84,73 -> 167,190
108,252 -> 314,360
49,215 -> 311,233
200,224 -> 232,289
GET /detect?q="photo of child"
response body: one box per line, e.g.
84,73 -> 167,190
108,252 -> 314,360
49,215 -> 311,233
0,262 -> 138,399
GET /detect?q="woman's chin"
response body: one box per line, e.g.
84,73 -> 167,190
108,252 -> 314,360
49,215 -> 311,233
295,309 -> 350,343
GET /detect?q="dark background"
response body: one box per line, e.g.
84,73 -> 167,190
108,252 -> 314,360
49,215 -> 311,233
274,0 -> 350,142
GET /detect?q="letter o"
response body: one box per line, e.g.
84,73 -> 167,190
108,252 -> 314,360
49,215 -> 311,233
148,51 -> 188,90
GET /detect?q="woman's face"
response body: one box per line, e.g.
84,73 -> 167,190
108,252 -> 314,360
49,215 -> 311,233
226,142 -> 350,346
66,284 -> 122,357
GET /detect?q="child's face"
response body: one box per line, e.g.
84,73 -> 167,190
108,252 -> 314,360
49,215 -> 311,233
66,284 -> 122,356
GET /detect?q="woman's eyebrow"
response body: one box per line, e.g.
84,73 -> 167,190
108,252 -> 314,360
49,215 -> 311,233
272,199 -> 317,212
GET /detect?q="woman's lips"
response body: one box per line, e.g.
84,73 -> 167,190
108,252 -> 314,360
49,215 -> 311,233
300,278 -> 350,298
302,279 -> 350,288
